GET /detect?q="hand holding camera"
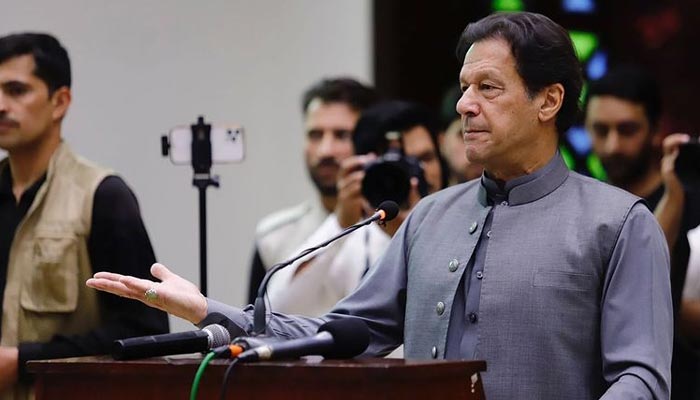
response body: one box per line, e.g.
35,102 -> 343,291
335,154 -> 376,229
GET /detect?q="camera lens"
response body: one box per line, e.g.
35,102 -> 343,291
361,149 -> 428,208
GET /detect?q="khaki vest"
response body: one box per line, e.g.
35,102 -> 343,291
1,143 -> 111,400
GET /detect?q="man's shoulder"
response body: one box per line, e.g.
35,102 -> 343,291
405,180 -> 481,226
565,171 -> 642,206
51,143 -> 114,186
255,201 -> 317,238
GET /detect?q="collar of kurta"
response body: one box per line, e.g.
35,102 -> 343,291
478,152 -> 569,206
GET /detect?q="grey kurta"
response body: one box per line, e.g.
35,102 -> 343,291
206,154 -> 672,400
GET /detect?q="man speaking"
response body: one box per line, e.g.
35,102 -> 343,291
88,12 -> 672,400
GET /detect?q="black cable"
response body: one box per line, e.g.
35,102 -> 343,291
219,357 -> 240,400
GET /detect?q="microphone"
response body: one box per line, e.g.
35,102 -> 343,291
253,200 -> 399,335
238,318 -> 369,362
112,313 -> 232,360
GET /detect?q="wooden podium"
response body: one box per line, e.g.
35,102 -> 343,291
28,356 -> 486,399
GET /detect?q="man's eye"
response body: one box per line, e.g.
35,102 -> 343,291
617,122 -> 642,136
419,152 -> 436,164
307,130 -> 322,141
480,83 -> 495,91
591,124 -> 609,138
4,83 -> 28,97
334,130 -> 352,140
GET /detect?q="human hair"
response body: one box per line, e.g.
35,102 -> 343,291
301,77 -> 378,115
352,100 -> 449,188
585,65 -> 662,129
0,32 -> 71,95
456,12 -> 583,133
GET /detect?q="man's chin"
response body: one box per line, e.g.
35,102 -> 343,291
311,179 -> 338,197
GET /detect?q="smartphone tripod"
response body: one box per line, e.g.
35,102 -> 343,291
161,115 -> 218,296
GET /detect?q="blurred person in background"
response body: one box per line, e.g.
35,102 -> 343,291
439,86 -> 483,185
247,78 -> 377,304
266,100 -> 447,317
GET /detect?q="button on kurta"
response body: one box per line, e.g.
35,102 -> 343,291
436,302 -> 445,315
469,221 -> 478,234
448,259 -> 458,272
431,346 -> 438,358
476,271 -> 483,279
468,312 -> 478,323
500,201 -> 508,206
486,230 -> 492,238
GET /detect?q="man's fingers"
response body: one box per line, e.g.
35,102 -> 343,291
150,263 -> 177,281
92,271 -> 127,281
662,133 -> 690,155
86,278 -> 136,299
337,170 -> 365,192
119,275 -> 157,294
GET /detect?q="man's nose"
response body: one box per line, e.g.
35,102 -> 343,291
317,132 -> 336,156
456,89 -> 480,118
604,132 -> 622,155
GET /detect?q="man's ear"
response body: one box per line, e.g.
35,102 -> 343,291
538,83 -> 564,124
50,86 -> 71,121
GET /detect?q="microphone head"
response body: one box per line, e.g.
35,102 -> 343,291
317,318 -> 370,359
377,201 -> 399,222
202,324 -> 232,348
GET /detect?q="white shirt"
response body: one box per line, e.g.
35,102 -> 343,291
266,213 -> 391,316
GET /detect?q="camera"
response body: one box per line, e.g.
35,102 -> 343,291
676,136 -> 700,188
361,147 -> 429,209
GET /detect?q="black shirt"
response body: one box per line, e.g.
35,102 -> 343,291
644,184 -> 700,400
0,165 -> 169,382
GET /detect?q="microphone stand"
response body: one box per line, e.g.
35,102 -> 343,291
253,209 -> 390,335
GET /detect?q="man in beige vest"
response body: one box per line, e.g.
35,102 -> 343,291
0,33 -> 168,398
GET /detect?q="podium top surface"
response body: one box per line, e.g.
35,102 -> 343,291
28,355 -> 486,376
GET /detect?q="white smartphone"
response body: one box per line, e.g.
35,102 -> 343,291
167,124 -> 245,165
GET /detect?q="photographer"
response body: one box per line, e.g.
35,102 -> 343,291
265,100 -> 447,317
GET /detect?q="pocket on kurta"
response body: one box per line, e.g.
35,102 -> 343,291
533,270 -> 596,292
20,234 -> 79,313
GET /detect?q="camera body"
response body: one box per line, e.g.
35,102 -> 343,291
361,148 -> 429,209
676,136 -> 700,188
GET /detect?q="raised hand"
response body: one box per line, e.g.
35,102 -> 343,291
335,154 -> 376,228
86,263 -> 208,324
654,133 -> 690,249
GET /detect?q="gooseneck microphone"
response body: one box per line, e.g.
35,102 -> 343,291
112,313 -> 233,360
238,318 -> 370,362
253,201 -> 399,335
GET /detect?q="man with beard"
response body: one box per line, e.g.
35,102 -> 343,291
265,100 -> 447,317
247,78 -> 377,304
585,65 -> 700,399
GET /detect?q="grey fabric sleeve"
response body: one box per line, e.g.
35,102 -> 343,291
600,203 -> 672,400
198,214 -> 413,356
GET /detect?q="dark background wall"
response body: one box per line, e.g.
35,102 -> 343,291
373,0 -> 700,134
